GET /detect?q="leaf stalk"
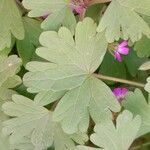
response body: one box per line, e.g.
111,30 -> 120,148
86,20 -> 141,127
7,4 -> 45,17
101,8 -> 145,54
94,73 -> 145,88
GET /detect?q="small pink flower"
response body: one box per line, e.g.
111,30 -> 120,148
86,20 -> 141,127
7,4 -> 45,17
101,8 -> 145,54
69,0 -> 85,15
112,87 -> 128,102
114,40 -> 129,62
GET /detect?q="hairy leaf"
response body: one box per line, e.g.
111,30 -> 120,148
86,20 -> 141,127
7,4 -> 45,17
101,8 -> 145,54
0,55 -> 22,86
124,89 -> 150,137
0,0 -> 24,50
97,0 -> 150,42
77,111 -> 141,150
53,77 -> 120,134
23,18 -> 108,93
22,0 -> 76,32
2,94 -> 88,150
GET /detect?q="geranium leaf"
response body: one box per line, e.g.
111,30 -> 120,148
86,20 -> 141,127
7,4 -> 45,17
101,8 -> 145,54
0,0 -> 24,50
77,110 -> 141,150
97,0 -> 150,42
22,0 -> 76,32
124,89 -> 150,137
53,77 -> 120,134
0,55 -> 22,86
2,94 -> 88,150
23,18 -> 108,92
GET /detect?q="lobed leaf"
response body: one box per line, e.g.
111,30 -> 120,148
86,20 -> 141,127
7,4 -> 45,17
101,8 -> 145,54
22,0 -> 76,32
53,77 -> 120,134
2,94 -> 88,150
124,89 -> 150,137
97,0 -> 150,42
77,110 -> 141,150
23,18 -> 108,92
0,0 -> 24,50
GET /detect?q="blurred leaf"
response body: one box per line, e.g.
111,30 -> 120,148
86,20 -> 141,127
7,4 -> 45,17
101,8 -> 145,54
17,17 -> 42,65
139,61 -> 150,70
99,52 -> 127,82
124,49 -> 147,77
134,36 -> 150,58
0,0 -> 24,50
86,4 -> 104,23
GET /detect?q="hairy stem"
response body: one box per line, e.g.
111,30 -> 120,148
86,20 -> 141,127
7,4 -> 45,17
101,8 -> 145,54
94,73 -> 145,88
88,0 -> 111,6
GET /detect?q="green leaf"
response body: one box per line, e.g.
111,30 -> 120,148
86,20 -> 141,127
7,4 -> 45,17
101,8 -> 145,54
124,49 -> 147,77
97,0 -> 150,42
124,89 -> 150,137
0,55 -> 22,86
145,77 -> 150,93
139,61 -> 150,71
77,110 -> 141,150
23,18 -> 108,93
134,16 -> 150,58
134,36 -> 150,58
53,77 -> 120,134
0,0 -> 24,50
22,0 -> 76,32
99,52 -> 127,82
0,121 -> 11,150
16,17 -> 42,65
86,4 -> 104,24
2,94 -> 88,150
34,90 -> 66,106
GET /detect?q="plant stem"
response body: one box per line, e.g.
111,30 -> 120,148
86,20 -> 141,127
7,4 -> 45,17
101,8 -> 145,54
94,73 -> 145,88
88,0 -> 111,6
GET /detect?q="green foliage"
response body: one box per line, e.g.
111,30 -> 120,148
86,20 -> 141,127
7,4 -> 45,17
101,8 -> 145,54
53,77 -> 120,134
0,0 -> 150,149
0,0 -> 24,50
134,36 -> 150,58
22,0 -> 76,32
77,110 -> 141,150
16,17 -> 42,65
2,94 -> 88,150
124,89 -> 150,137
23,18 -> 120,134
23,18 -> 108,92
99,52 -> 127,81
97,0 -> 150,42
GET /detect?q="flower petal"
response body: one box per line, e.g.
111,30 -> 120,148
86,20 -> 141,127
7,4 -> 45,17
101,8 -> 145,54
74,6 -> 84,14
118,47 -> 129,55
113,87 -> 128,102
114,51 -> 122,62
119,40 -> 128,48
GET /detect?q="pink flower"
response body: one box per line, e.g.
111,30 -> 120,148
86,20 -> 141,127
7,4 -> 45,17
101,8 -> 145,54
114,41 -> 129,62
69,0 -> 85,14
112,87 -> 128,102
